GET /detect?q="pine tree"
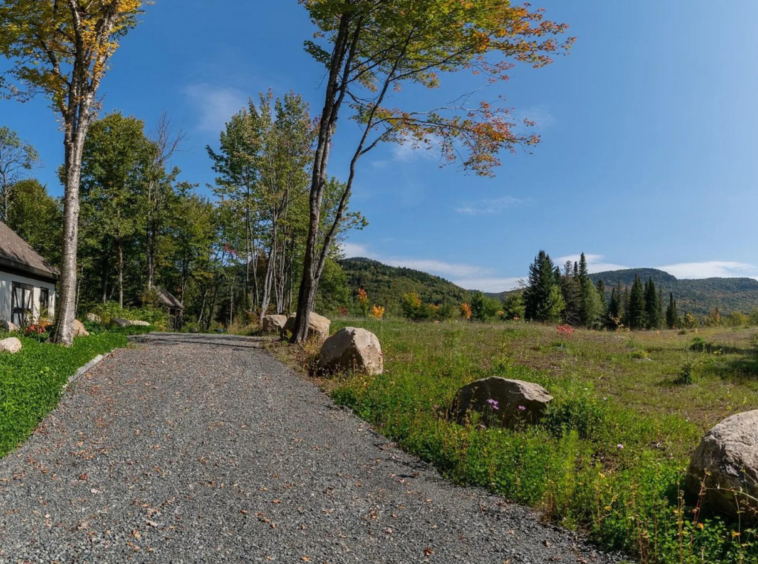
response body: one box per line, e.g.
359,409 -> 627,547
523,251 -> 565,322
577,253 -> 601,328
622,286 -> 631,327
597,279 -> 607,317
560,261 -> 581,325
628,275 -> 646,330
666,293 -> 679,329
607,284 -> 621,323
657,288 -> 664,330
644,278 -> 659,329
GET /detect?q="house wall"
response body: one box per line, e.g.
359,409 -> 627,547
0,272 -> 57,324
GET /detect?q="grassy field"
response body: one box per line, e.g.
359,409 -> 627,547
0,325 -> 150,458
300,318 -> 758,564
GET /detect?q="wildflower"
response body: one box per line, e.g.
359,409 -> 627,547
486,399 -> 499,411
617,443 -> 624,450
518,405 -> 526,411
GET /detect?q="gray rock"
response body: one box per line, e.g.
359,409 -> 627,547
130,320 -> 150,327
0,337 -> 22,354
687,410 -> 758,520
113,318 -> 132,327
189,327 -> 199,334
319,327 -> 383,375
0,320 -> 18,333
450,377 -> 553,427
262,314 -> 288,333
86,313 -> 102,324
282,312 -> 331,342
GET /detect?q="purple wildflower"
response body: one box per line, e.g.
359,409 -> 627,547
518,405 -> 526,412
617,443 -> 624,450
486,399 -> 499,411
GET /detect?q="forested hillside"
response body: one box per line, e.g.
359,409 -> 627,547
589,269 -> 758,316
340,258 -> 472,314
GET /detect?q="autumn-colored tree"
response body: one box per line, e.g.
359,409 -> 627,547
0,0 -> 147,345
291,0 -> 573,342
460,303 -> 472,321
370,304 -> 385,320
357,287 -> 370,316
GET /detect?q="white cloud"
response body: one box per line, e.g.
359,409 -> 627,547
455,196 -> 529,216
556,254 -> 628,274
658,261 -> 758,279
340,242 -> 491,279
184,83 -> 247,133
452,277 -> 525,293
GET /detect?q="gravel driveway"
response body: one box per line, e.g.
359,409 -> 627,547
0,333 -> 623,563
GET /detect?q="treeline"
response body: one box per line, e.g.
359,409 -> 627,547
0,92 -> 363,329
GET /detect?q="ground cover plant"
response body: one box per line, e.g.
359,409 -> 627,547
0,326 -> 150,458
319,319 -> 758,564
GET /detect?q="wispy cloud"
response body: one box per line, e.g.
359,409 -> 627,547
556,254 -> 628,274
452,277 -> 524,293
455,196 -> 530,216
184,83 -> 247,133
658,261 -> 758,279
341,242 -> 491,279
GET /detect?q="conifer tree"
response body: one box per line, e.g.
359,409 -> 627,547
657,288 -> 664,329
523,251 -> 565,322
628,275 -> 646,330
666,293 -> 679,329
644,278 -> 659,329
597,279 -> 607,317
560,261 -> 581,326
607,284 -> 621,323
577,253 -> 601,328
622,286 -> 631,327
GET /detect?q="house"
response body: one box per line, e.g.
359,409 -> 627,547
156,288 -> 183,318
0,222 -> 58,326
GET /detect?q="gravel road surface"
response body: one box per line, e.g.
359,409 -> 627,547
0,333 -> 624,563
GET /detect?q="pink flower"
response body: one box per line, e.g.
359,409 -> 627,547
486,399 -> 499,411
518,405 -> 526,411
617,444 -> 624,450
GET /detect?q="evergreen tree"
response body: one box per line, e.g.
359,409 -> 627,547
560,260 -> 581,326
523,251 -> 565,322
607,284 -> 621,323
596,279 -> 607,317
657,288 -> 664,330
622,286 -> 631,327
666,293 -> 679,329
576,252 -> 601,328
628,275 -> 646,330
644,278 -> 659,329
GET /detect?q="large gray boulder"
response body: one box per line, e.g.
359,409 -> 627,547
0,337 -> 22,354
282,312 -> 331,342
262,315 -> 288,334
319,327 -> 383,375
450,377 -> 553,428
687,410 -> 758,520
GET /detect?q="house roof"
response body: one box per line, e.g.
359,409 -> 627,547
157,288 -> 183,310
0,222 -> 59,282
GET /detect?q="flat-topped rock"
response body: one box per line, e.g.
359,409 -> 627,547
450,377 -> 553,428
319,327 -> 383,375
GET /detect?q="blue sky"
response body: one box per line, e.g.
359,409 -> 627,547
3,1 -> 758,291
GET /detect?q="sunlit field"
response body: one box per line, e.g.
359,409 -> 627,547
298,318 -> 758,563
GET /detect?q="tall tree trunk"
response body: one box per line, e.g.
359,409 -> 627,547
101,254 -> 108,304
118,239 -> 124,309
198,285 -> 208,327
206,282 -> 219,332
291,13 -> 358,343
259,214 -> 279,320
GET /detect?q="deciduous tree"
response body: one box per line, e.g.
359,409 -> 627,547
0,0 -> 148,345
293,0 -> 573,342
0,127 -> 39,221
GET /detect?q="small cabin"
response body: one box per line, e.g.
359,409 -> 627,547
156,288 -> 183,319
0,222 -> 59,326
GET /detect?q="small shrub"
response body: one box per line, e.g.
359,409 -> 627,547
675,361 -> 696,385
631,349 -> 649,360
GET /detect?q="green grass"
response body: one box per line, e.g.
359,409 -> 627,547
321,318 -> 758,564
0,326 -> 150,458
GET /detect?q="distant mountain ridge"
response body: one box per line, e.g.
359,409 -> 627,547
341,259 -> 758,317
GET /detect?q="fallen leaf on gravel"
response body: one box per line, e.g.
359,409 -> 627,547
132,530 -> 141,539
272,499 -> 281,504
146,520 -> 159,528
240,510 -> 248,515
301,557 -> 310,562
424,547 -> 433,557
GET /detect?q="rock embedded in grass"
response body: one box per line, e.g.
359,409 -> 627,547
319,327 -> 383,376
73,319 -> 90,337
281,312 -> 331,342
0,337 -> 22,354
0,320 -> 18,332
262,314 -> 288,334
450,377 -> 553,428
86,313 -> 102,324
687,410 -> 758,521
